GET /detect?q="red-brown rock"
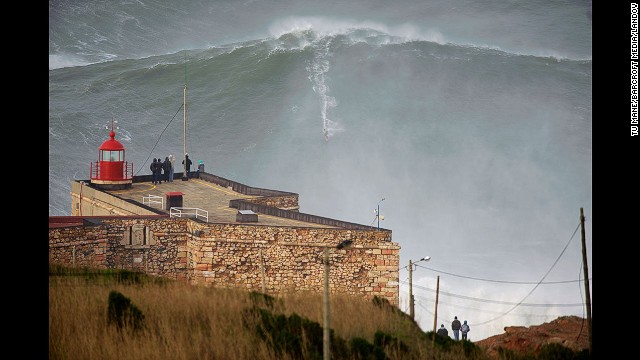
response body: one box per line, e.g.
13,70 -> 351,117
476,316 -> 589,359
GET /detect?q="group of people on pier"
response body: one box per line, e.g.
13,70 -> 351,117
150,153 -> 204,184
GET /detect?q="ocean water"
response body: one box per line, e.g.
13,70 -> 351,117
49,0 -> 592,341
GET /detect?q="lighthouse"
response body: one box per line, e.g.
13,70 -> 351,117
89,121 -> 133,190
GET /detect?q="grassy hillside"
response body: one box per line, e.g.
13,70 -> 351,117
47,265 -> 491,360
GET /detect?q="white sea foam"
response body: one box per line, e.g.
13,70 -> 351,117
305,36 -> 340,140
49,54 -> 91,70
268,16 -> 446,46
266,16 -> 590,61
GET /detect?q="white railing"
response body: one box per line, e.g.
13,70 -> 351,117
142,194 -> 164,208
170,207 -> 209,222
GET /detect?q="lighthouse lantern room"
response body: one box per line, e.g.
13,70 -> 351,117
90,121 -> 133,189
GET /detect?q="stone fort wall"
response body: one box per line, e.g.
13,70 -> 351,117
49,217 -> 400,305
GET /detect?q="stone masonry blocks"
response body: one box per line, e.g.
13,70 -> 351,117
49,218 -> 399,306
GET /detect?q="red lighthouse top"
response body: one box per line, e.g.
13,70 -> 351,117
90,121 -> 133,188
99,130 -> 125,151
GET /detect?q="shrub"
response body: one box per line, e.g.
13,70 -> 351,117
374,330 -> 409,356
538,343 -> 589,360
350,337 -> 387,360
495,343 -> 589,360
428,330 -> 454,352
460,339 -> 481,357
107,290 -> 145,331
249,291 -> 282,310
252,308 -> 323,359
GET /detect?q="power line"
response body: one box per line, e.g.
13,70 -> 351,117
471,222 -> 582,326
400,276 -> 410,313
402,222 -> 584,329
414,295 -> 584,318
401,278 -> 585,307
415,302 -> 581,329
387,264 -> 588,286
413,263 -> 590,284
409,283 -> 583,307
412,291 -> 582,308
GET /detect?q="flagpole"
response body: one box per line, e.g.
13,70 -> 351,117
182,83 -> 188,181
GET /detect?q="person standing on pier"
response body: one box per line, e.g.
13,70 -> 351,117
150,158 -> 158,184
168,154 -> 176,182
182,153 -> 193,178
163,157 -> 171,182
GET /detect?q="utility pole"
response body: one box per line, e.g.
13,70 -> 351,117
432,275 -> 440,352
580,208 -> 592,354
408,256 -> 430,322
376,198 -> 385,230
182,84 -> 188,181
409,259 -> 414,320
323,247 -> 330,360
259,248 -> 266,293
321,241 -> 352,360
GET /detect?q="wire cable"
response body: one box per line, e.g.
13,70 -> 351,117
410,283 -> 583,307
134,104 -> 184,176
471,222 -> 582,325
414,294 -> 584,318
413,263 -> 590,284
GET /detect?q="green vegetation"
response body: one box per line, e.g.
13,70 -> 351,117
49,264 -> 492,360
107,291 -> 145,331
496,343 -> 590,360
